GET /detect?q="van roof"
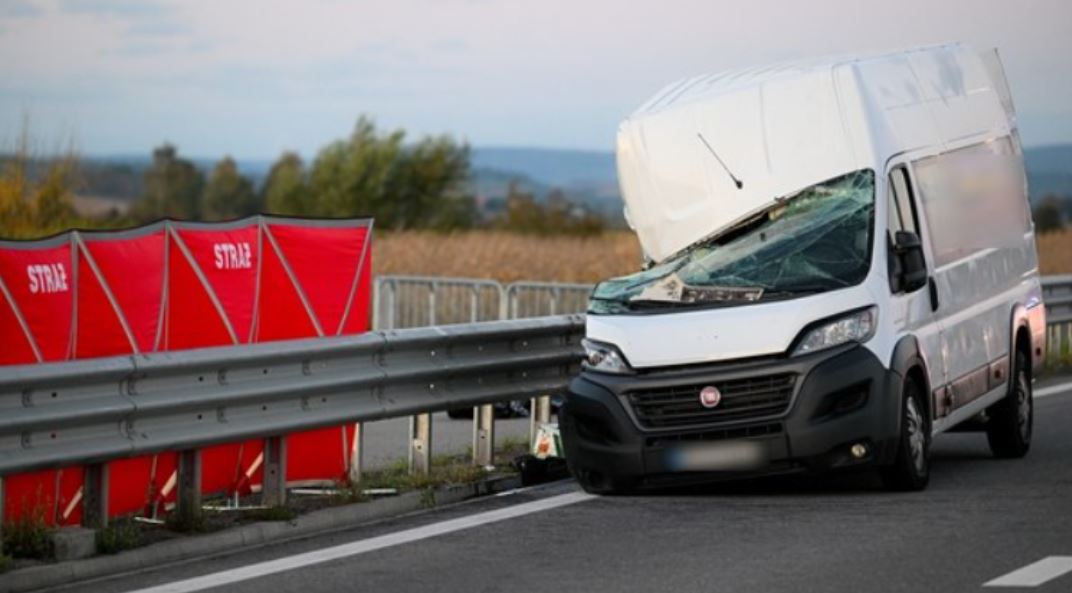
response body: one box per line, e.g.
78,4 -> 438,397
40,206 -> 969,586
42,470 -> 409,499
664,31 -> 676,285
617,43 -> 1014,263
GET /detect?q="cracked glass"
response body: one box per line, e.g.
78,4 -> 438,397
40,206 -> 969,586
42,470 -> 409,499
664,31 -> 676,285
590,169 -> 875,314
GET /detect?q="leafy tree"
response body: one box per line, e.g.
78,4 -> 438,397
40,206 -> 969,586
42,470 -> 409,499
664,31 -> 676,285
1034,195 -> 1065,233
492,183 -> 604,236
384,134 -> 471,229
263,152 -> 308,216
308,116 -> 471,228
0,125 -> 79,238
202,156 -> 257,220
132,144 -> 204,221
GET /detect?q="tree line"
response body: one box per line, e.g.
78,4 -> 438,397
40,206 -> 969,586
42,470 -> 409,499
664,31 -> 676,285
131,117 -> 476,229
127,116 -> 605,234
1,116 -> 608,239
1033,194 -> 1072,233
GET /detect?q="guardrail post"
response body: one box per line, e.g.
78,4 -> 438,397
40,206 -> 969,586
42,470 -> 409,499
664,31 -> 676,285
176,449 -> 202,525
472,404 -> 495,467
409,413 -> 432,476
529,395 -> 552,446
82,463 -> 109,528
348,423 -> 364,485
262,436 -> 287,507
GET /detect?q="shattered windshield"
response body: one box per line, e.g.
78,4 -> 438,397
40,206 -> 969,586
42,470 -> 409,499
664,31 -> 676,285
590,169 -> 875,314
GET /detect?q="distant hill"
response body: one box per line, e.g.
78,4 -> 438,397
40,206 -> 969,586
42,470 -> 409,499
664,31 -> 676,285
1024,145 -> 1072,203
470,147 -> 616,187
473,144 -> 1072,208
469,147 -> 623,223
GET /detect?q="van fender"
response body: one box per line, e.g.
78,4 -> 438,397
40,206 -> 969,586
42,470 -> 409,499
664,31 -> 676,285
1008,303 -> 1031,377
888,335 -> 933,422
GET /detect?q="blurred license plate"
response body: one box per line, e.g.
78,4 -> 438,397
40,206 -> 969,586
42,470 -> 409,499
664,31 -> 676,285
665,439 -> 770,472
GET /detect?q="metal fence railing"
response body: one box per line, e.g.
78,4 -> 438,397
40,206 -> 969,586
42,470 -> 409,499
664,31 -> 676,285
373,276 -> 504,329
505,281 -> 595,319
373,276 -> 594,329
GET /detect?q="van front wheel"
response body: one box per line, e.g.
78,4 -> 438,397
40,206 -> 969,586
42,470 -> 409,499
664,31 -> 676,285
986,350 -> 1032,459
880,376 -> 930,491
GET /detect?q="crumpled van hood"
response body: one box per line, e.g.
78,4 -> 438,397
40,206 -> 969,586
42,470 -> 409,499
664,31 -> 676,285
617,65 -> 869,263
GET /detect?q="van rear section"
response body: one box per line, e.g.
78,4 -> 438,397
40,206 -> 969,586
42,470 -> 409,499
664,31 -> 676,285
560,44 -> 1045,493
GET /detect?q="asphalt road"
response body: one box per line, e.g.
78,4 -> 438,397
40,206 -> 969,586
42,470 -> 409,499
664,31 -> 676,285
48,379 -> 1072,593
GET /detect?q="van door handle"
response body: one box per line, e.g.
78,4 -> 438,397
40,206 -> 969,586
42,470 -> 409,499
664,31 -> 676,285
928,277 -> 939,312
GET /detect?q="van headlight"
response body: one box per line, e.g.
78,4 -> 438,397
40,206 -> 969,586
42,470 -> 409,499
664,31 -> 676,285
582,339 -> 633,374
792,306 -> 877,356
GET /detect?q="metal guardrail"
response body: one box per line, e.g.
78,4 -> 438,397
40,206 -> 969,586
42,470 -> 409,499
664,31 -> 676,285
0,315 -> 584,525
1043,275 -> 1072,362
1042,275 -> 1072,324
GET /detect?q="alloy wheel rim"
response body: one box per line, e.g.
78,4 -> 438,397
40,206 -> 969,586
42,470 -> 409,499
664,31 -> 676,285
1016,371 -> 1032,442
906,397 -> 926,474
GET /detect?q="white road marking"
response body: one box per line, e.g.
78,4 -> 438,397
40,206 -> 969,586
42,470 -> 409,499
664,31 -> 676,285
1036,380 -> 1072,399
985,556 -> 1072,587
121,490 -> 595,593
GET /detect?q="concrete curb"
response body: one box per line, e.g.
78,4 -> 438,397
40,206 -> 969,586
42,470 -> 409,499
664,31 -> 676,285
1,475 -> 522,593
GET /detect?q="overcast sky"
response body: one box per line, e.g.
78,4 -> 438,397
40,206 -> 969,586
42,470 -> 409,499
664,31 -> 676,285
1,0 -> 1070,159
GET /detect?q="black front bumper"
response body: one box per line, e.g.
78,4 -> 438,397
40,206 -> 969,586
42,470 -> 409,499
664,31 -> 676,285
559,344 -> 902,488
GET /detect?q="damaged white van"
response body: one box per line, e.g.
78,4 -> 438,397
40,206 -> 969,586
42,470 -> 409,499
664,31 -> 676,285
560,44 -> 1047,493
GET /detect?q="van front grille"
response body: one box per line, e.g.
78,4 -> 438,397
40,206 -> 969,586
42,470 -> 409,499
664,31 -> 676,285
626,373 -> 796,429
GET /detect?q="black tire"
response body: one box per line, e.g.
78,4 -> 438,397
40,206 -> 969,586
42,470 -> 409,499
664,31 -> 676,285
986,349 -> 1032,458
881,374 -> 931,491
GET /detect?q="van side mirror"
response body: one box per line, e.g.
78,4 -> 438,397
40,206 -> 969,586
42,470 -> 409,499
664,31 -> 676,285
893,231 -> 927,292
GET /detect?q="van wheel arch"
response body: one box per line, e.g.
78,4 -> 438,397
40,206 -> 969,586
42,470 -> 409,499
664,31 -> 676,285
1008,304 -> 1034,377
889,335 -> 934,423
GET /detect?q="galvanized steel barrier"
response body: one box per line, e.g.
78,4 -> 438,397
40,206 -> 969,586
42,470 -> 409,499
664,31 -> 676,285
1043,275 -> 1072,363
0,315 -> 584,526
373,277 -> 596,448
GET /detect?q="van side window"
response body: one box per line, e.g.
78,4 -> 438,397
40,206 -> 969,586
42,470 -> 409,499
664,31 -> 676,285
912,136 -> 1028,267
887,166 -> 922,293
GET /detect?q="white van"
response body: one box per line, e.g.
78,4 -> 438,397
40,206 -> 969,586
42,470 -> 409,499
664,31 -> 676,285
560,44 -> 1047,493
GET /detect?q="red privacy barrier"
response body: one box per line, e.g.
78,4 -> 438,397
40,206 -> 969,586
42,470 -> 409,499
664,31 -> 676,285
0,217 -> 373,525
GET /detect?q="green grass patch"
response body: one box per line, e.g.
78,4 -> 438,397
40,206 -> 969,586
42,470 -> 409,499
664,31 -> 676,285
96,519 -> 142,555
1044,338 -> 1072,373
360,454 -> 486,493
2,503 -> 53,560
164,509 -> 211,534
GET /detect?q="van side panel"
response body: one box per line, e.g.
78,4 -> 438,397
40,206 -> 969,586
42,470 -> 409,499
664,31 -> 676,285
911,140 -> 1037,416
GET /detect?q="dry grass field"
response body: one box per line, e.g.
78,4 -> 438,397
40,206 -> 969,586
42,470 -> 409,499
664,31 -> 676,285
373,230 -> 643,283
1038,229 -> 1072,276
373,228 -> 1072,284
